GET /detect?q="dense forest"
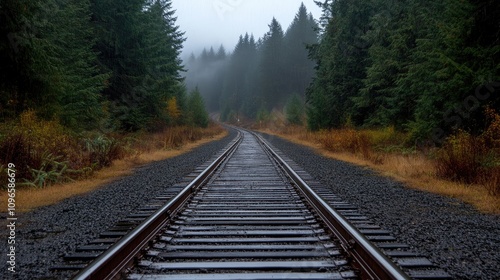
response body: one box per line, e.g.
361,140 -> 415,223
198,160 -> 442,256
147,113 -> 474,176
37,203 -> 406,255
0,0 -> 214,188
0,0 -> 208,132
187,0 -> 499,143
307,0 -> 499,142
185,3 -> 318,123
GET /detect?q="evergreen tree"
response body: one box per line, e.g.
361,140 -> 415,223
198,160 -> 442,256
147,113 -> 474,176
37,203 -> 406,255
400,0 -> 477,140
285,93 -> 305,125
90,0 -> 185,131
220,33 -> 258,120
0,0 -> 108,129
307,0 -> 373,130
54,0 -> 109,130
353,0 -> 415,128
284,4 -> 318,98
187,87 -> 209,128
0,0 -> 40,119
258,18 -> 286,109
141,0 -> 186,129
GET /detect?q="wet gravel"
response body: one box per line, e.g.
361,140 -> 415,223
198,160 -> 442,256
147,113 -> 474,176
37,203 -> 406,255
2,128 -> 499,280
260,133 -> 500,280
0,130 -> 236,280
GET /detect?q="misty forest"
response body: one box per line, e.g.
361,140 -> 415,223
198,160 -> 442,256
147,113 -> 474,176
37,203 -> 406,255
1,0 -> 499,136
0,0 -> 499,191
187,0 -> 499,141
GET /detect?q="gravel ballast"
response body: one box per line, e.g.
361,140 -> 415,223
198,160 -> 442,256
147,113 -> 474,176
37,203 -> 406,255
261,133 -> 500,280
2,129 -> 499,279
0,130 -> 236,280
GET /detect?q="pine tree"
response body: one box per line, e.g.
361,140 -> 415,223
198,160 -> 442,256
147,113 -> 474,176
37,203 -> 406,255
353,0 -> 414,128
54,0 -> 109,130
221,33 -> 258,120
0,0 -> 40,119
307,0 -> 374,129
284,4 -> 318,98
187,87 -> 209,128
0,0 -> 108,129
90,0 -> 185,131
285,93 -> 305,125
258,18 -> 286,110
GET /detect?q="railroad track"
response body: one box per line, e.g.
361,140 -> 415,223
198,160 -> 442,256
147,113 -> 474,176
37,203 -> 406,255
59,128 -> 450,279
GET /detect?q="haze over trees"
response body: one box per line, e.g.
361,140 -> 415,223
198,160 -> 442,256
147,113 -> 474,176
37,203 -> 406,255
0,0 -> 209,131
1,0 -> 498,143
185,3 -> 319,122
186,0 -> 498,142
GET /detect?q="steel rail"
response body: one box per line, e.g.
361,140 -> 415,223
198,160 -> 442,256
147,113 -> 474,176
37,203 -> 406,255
254,132 -> 411,280
73,131 -> 242,280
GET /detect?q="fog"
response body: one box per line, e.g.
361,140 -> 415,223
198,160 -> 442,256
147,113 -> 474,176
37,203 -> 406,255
171,0 -> 323,59
175,1 -> 321,120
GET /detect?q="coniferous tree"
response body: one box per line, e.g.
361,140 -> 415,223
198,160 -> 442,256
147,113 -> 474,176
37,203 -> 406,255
284,4 -> 318,98
220,33 -> 258,120
306,0 -> 498,140
0,0 -> 40,119
187,87 -> 209,128
353,0 -> 415,128
54,0 -> 109,130
141,0 -> 186,129
285,93 -> 305,125
258,18 -> 286,110
90,0 -> 185,130
190,3 -> 319,121
0,0 -> 108,129
307,0 -> 373,130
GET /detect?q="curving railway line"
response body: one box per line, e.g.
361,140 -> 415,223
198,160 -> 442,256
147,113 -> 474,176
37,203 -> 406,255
57,128 -> 450,280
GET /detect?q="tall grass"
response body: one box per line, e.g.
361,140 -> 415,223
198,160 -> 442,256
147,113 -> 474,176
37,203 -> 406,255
258,108 -> 500,198
435,108 -> 500,193
0,111 -> 224,189
435,131 -> 486,184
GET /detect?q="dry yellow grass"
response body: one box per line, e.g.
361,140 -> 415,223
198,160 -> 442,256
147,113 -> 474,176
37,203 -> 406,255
1,130 -> 227,213
261,128 -> 500,214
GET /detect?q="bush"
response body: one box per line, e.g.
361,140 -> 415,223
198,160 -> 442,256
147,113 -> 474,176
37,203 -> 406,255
285,94 -> 304,125
0,111 -> 123,188
0,133 -> 39,182
0,111 -> 78,188
435,108 -> 500,188
83,134 -> 124,168
435,131 -> 487,184
483,167 -> 500,196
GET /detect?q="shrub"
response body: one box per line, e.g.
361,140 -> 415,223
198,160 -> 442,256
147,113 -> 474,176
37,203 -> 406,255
0,133 -> 39,182
0,110 -> 224,189
483,167 -> 500,196
285,94 -> 304,125
435,131 -> 487,184
83,134 -> 124,168
435,108 -> 500,189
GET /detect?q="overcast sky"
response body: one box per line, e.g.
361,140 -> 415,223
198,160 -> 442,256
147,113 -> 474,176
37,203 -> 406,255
171,0 -> 323,59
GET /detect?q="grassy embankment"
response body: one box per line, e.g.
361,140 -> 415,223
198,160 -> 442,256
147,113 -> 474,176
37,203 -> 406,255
257,110 -> 500,214
0,111 -> 226,212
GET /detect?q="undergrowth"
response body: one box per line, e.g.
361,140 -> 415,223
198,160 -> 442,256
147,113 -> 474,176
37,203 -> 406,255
259,108 -> 500,198
435,108 -> 500,195
0,111 -> 223,189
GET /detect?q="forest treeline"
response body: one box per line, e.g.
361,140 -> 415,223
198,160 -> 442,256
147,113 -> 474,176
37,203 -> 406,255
185,3 -> 318,122
188,0 -> 499,143
0,0 -> 208,131
307,0 -> 499,142
0,0 -> 214,188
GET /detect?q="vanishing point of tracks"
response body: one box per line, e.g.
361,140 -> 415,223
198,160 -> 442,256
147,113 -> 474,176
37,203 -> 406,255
62,128 -> 450,280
